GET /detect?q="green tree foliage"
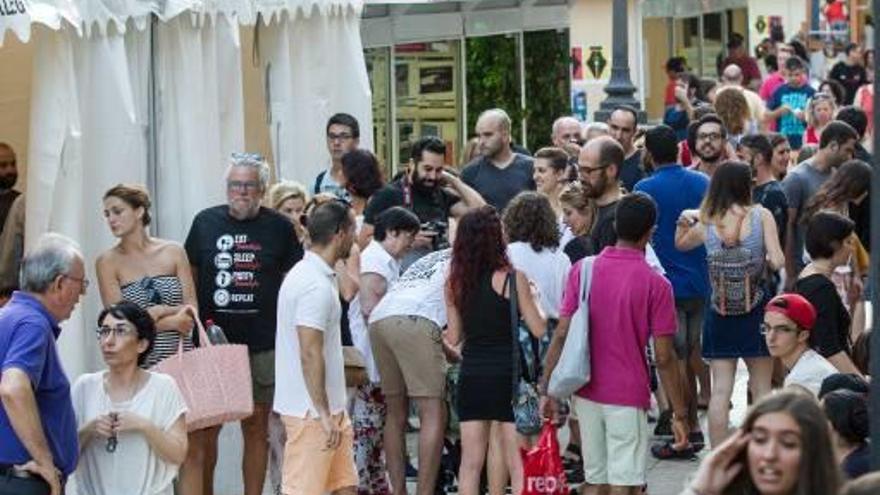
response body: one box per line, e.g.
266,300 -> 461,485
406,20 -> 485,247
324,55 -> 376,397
524,30 -> 571,151
465,35 -> 523,145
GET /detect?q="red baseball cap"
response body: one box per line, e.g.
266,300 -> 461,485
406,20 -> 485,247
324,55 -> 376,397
765,293 -> 817,331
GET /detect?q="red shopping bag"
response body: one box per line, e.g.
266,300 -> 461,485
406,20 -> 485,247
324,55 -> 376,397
521,422 -> 569,495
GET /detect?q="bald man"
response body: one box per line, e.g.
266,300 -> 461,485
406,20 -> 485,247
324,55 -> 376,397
551,116 -> 582,147
717,64 -> 767,130
461,109 -> 535,210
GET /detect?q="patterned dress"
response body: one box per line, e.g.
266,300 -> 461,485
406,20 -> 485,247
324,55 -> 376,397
120,275 -> 194,368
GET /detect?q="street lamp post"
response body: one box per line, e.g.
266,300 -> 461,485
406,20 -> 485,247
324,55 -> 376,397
593,0 -> 646,123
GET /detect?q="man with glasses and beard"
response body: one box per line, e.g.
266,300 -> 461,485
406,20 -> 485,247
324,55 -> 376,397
184,153 -> 303,495
363,137 -> 484,267
687,115 -> 729,177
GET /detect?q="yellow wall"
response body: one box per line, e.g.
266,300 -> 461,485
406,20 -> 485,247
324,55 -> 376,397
240,26 -> 274,176
642,18 -> 670,122
569,0 -> 641,122
0,32 -> 33,192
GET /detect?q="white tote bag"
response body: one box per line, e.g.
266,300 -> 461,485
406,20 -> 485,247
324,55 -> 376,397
548,256 -> 594,399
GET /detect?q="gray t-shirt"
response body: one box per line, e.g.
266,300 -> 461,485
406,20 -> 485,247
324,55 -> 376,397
461,153 -> 535,211
781,159 -> 831,272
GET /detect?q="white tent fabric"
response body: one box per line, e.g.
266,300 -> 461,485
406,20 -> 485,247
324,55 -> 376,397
26,21 -> 151,374
258,7 -> 372,185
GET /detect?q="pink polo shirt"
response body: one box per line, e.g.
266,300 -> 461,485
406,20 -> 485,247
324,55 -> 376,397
560,247 -> 677,409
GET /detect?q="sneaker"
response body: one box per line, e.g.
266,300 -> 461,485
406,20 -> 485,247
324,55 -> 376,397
650,441 -> 696,460
652,410 -> 672,437
689,431 -> 706,452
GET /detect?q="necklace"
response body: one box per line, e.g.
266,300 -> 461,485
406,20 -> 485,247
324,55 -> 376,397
103,370 -> 144,453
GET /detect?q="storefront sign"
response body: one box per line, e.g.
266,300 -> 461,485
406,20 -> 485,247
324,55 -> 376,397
0,0 -> 26,16
586,46 -> 607,80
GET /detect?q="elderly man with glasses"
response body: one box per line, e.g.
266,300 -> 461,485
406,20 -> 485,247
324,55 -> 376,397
184,152 -> 304,495
0,233 -> 87,495
763,293 -> 837,396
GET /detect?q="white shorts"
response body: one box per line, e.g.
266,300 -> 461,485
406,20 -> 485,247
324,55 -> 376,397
573,397 -> 648,486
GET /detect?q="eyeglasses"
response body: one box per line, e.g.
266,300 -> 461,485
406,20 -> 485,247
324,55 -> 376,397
227,180 -> 261,192
64,274 -> 90,290
697,132 -> 724,142
579,164 -> 609,175
760,323 -> 799,336
96,323 -> 138,341
327,133 -> 354,142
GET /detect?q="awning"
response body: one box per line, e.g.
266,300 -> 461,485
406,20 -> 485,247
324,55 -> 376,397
642,0 -> 748,18
0,0 -> 364,44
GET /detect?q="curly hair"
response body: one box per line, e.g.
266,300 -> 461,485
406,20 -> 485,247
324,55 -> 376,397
341,149 -> 384,199
502,192 -> 560,251
802,159 -> 872,222
447,206 -> 510,311
104,184 -> 152,226
714,88 -> 750,136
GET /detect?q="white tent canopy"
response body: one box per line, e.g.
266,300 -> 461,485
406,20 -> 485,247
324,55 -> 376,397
4,0 -> 372,382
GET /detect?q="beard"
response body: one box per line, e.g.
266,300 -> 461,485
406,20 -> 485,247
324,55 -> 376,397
583,173 -> 609,199
696,146 -> 723,163
0,174 -> 17,191
411,170 -> 437,195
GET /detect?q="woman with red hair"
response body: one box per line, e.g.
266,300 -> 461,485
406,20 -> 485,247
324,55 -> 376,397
444,206 -> 546,495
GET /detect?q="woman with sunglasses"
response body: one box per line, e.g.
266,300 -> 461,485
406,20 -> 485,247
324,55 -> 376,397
72,301 -> 188,495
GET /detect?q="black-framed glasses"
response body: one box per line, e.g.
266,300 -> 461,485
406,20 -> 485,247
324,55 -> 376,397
227,180 -> 261,192
697,132 -> 724,142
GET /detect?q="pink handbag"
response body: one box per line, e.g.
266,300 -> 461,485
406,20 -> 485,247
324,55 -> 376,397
152,306 -> 254,431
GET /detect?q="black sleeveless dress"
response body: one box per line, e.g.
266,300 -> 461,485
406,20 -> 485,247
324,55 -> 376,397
457,272 -> 515,422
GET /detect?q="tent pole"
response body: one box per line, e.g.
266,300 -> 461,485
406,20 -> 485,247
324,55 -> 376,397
146,13 -> 160,235
871,0 -> 880,473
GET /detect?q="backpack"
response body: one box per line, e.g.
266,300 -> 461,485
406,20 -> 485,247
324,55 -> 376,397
706,210 -> 764,316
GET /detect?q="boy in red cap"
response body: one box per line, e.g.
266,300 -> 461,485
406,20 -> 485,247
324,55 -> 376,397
763,293 -> 838,396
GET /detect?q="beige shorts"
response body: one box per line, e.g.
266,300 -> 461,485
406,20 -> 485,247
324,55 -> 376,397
370,315 -> 446,398
281,414 -> 357,495
249,350 -> 275,405
573,397 -> 648,487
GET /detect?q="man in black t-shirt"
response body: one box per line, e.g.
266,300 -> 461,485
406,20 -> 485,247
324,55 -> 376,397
461,109 -> 535,210
363,136 -> 485,266
577,136 -> 627,255
184,152 -> 303,495
829,43 -> 867,104
607,106 -> 644,191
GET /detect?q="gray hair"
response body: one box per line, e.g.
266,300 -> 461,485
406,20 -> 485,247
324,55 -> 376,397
20,233 -> 82,293
552,116 -> 581,137
224,152 -> 270,190
477,108 -> 512,134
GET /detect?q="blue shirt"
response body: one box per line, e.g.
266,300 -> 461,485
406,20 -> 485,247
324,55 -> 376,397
634,164 -> 710,299
0,292 -> 78,475
768,84 -> 816,149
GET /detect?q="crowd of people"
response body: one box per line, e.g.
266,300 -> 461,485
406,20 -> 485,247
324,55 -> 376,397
0,26 -> 878,495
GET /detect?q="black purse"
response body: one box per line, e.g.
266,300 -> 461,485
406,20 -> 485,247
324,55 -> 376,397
509,272 -> 542,435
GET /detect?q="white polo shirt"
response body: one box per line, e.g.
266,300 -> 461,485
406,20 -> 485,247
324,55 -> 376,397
274,251 -> 347,418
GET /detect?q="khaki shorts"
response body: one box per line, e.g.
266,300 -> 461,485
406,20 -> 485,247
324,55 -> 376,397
573,397 -> 648,487
281,414 -> 357,495
370,315 -> 446,398
250,350 -> 275,405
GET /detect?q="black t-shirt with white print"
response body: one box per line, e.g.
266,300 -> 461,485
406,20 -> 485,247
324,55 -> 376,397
184,205 -> 303,352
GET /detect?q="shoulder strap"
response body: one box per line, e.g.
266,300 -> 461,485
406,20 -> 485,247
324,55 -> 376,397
719,211 -> 748,247
579,256 -> 595,302
509,271 -> 525,396
313,170 -> 326,195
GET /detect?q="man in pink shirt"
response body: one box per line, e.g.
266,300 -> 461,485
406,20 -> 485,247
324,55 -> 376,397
541,193 -> 689,495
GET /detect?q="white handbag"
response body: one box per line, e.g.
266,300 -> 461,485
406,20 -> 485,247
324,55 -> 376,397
547,256 -> 594,399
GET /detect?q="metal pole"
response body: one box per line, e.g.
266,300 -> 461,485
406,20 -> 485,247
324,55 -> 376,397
593,0 -> 644,122
518,31 -> 527,150
146,13 -> 160,235
870,0 -> 880,472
